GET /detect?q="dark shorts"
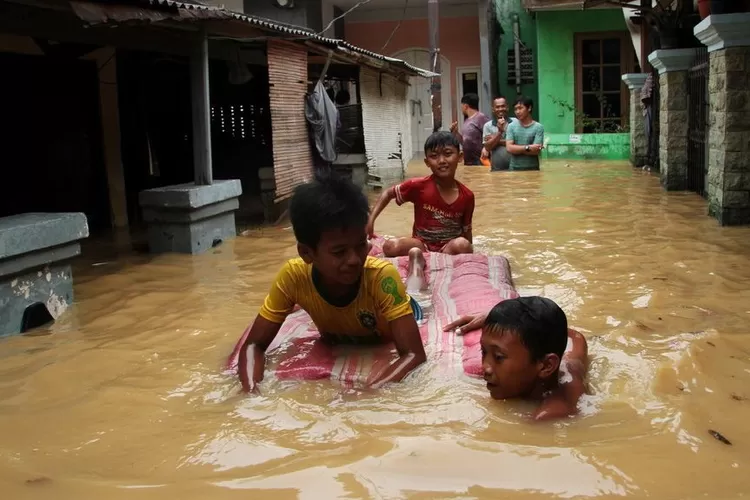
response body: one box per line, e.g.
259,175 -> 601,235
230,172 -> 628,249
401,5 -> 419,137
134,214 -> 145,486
319,297 -> 423,345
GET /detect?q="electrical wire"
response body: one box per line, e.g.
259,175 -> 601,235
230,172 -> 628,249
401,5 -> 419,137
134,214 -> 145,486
318,0 -> 374,36
380,0 -> 409,52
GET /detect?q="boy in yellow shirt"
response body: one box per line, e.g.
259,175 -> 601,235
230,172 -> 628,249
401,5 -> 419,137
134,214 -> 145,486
238,171 -> 427,392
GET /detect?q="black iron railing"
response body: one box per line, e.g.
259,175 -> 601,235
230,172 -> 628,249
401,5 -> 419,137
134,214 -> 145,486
687,47 -> 709,196
647,65 -> 660,171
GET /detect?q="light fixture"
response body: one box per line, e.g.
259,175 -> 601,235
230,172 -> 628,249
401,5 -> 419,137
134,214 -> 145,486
274,0 -> 295,8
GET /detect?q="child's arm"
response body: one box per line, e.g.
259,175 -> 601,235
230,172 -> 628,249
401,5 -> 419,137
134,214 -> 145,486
367,179 -> 421,238
533,329 -> 588,421
366,187 -> 397,237
237,264 -> 297,392
238,316 -> 282,392
369,315 -> 426,388
369,266 -> 427,387
461,192 -> 475,243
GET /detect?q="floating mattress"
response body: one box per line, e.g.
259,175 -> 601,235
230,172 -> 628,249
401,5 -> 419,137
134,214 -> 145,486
226,239 -> 518,384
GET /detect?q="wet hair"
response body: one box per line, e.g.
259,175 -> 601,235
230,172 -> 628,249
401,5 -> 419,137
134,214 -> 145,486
423,130 -> 461,154
289,168 -> 369,249
461,93 -> 480,110
514,96 -> 534,110
484,296 -> 568,361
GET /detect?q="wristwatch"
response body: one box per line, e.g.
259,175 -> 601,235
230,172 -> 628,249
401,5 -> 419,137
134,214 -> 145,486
525,145 -> 531,152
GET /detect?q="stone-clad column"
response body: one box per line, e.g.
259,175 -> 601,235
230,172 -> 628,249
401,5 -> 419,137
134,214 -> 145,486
695,13 -> 750,225
648,48 -> 698,190
622,73 -> 649,167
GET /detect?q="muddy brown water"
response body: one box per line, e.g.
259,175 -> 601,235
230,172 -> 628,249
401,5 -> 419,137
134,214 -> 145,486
1,160 -> 750,499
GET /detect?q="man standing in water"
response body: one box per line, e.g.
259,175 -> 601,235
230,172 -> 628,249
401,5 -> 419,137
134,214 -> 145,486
450,93 -> 489,166
481,96 -> 514,171
505,96 -> 545,171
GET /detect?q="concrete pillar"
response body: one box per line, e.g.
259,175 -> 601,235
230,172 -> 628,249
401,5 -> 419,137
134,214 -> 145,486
647,48 -> 697,191
695,13 -> 750,225
621,73 -> 649,168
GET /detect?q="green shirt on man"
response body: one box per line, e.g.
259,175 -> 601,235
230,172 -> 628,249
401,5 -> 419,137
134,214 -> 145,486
506,120 -> 544,171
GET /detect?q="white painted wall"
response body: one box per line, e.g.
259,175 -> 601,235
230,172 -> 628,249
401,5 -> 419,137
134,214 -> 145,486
360,67 -> 413,181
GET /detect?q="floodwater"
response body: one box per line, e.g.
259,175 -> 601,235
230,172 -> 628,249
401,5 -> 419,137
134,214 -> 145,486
1,160 -> 750,499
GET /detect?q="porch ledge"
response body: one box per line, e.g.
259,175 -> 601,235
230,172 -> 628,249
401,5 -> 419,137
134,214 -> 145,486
695,13 -> 750,53
0,213 -> 88,263
139,180 -> 242,255
647,48 -> 699,74
621,73 -> 649,90
139,180 -> 242,209
0,212 -> 89,337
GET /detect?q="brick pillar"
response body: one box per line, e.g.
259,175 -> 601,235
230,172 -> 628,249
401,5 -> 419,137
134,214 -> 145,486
621,73 -> 648,167
696,13 -> 750,225
647,49 -> 698,191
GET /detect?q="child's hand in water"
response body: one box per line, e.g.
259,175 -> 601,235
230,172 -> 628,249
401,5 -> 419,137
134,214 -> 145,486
443,313 -> 488,335
238,343 -> 265,393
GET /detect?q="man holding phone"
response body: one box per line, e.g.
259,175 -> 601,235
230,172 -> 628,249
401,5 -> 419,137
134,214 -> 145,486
481,96 -> 514,171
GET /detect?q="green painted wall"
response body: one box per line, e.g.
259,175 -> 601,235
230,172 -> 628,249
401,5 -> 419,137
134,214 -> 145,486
495,0 -> 538,108
542,133 -> 630,160
535,10 -> 628,135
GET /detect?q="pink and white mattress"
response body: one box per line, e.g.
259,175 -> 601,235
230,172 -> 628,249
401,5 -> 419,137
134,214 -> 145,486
226,238 -> 518,384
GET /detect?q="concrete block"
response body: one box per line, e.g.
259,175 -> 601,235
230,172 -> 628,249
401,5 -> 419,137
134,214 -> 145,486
0,212 -> 89,337
139,180 -> 243,255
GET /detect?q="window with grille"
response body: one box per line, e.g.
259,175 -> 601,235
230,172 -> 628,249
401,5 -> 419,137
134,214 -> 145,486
507,47 -> 535,84
574,32 -> 636,133
210,104 -> 269,145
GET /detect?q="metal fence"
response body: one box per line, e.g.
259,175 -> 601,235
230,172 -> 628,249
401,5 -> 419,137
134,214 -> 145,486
647,65 -> 660,171
687,46 -> 709,196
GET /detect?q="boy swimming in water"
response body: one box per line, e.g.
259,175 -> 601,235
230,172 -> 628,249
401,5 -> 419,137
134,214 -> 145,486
238,170 -> 426,393
366,131 -> 475,291
444,296 -> 588,421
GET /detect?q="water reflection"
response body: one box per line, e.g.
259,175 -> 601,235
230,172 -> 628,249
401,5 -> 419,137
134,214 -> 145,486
0,161 -> 749,499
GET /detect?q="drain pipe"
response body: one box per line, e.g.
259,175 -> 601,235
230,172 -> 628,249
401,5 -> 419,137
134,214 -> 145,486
512,13 -> 522,96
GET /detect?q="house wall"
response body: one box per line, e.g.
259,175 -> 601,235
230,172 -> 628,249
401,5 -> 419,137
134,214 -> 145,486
534,9 -> 631,160
345,16 -> 481,124
359,67 -> 412,182
494,0 -> 538,108
535,9 -> 628,134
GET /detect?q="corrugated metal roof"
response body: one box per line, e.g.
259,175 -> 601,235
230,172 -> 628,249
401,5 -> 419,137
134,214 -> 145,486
84,0 -> 438,78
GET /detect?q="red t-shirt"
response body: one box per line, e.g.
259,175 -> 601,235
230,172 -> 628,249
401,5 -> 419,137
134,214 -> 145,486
394,175 -> 475,252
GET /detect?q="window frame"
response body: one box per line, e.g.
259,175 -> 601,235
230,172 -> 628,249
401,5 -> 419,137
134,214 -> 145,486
574,31 -> 636,134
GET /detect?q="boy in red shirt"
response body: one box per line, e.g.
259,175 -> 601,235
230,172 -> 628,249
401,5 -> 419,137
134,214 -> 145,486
366,131 -> 475,290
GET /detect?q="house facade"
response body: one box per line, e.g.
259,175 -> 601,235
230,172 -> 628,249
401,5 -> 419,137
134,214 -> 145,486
494,0 -> 639,161
342,0 -> 496,160
241,0 -> 440,179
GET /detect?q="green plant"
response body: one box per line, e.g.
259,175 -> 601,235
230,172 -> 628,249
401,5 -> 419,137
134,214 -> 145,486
548,76 -> 630,135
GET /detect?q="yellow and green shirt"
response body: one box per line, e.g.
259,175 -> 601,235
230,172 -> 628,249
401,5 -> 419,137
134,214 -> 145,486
259,256 -> 414,342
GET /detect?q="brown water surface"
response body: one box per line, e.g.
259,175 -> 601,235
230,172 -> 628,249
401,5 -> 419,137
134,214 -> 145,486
2,160 -> 750,499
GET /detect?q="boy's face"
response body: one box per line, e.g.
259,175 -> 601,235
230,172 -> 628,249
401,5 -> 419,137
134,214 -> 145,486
299,226 -> 369,287
514,103 -> 530,121
424,145 -> 462,179
480,327 -> 560,400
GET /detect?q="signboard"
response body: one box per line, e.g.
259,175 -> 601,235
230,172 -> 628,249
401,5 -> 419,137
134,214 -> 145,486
569,134 -> 582,144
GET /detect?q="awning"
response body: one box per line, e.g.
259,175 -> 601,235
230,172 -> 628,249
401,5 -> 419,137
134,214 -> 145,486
68,0 -> 438,79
